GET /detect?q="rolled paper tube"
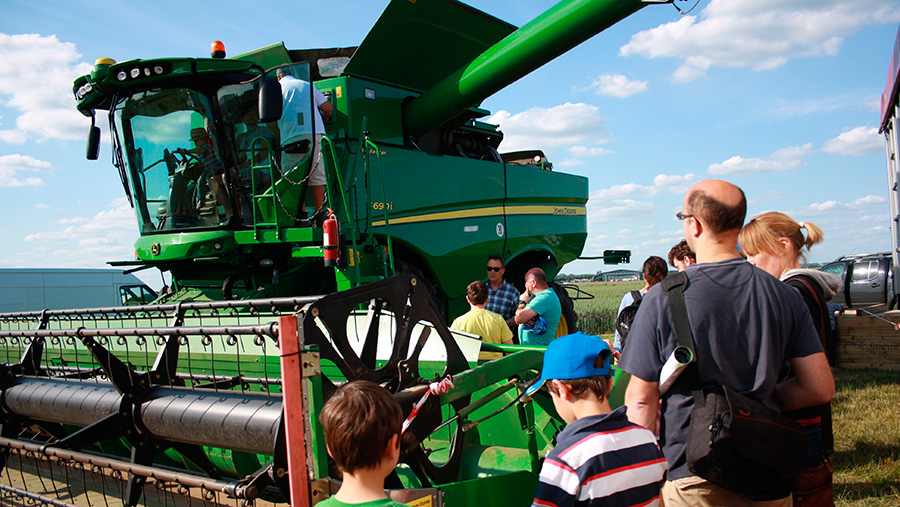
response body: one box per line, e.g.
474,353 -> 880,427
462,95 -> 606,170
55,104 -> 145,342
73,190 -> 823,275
659,345 -> 694,395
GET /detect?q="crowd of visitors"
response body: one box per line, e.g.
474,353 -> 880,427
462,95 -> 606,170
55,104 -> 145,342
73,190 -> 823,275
324,179 -> 839,507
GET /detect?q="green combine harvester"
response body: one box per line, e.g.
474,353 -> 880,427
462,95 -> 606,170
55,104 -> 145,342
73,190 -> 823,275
0,0 -> 666,505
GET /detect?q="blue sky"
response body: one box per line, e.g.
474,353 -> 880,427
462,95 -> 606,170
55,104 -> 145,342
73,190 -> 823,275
1,0 -> 899,288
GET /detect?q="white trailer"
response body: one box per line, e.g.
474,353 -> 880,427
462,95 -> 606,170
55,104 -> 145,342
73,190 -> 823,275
0,268 -> 157,313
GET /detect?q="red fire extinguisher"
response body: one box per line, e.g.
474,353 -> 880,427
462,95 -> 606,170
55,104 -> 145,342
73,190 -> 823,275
323,208 -> 339,267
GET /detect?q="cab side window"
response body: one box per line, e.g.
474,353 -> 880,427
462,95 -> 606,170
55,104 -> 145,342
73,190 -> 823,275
120,285 -> 157,305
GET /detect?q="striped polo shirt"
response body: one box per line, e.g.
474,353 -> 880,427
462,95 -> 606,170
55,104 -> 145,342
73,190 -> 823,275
533,406 -> 667,507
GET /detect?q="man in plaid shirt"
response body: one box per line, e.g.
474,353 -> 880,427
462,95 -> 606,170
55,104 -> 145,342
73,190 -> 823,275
485,255 -> 520,330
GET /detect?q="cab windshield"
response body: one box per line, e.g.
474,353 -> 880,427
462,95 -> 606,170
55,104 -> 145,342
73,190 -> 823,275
113,88 -> 231,233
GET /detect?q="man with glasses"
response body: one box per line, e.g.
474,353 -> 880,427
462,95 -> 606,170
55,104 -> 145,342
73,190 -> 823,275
620,179 -> 834,506
484,255 -> 520,330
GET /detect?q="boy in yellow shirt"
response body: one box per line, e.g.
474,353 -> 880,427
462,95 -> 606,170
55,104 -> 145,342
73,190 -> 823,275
451,280 -> 514,360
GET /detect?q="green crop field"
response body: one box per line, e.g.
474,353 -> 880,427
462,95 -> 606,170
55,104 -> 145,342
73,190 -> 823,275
569,281 -> 643,336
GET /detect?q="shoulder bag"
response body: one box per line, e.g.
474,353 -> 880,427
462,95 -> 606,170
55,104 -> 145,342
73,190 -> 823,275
661,272 -> 807,501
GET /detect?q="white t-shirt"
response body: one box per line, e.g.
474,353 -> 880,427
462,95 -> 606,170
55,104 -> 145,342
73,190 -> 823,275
278,75 -> 327,144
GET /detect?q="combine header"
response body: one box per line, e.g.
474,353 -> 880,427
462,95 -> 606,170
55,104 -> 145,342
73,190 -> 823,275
0,275 -> 556,506
1,0 -> 675,504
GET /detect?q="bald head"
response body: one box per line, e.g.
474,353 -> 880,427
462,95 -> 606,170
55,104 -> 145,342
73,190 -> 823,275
683,179 -> 746,236
525,267 -> 549,291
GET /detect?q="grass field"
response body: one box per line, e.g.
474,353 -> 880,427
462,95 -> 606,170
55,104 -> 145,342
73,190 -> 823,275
568,280 -> 643,336
566,282 -> 900,506
832,368 -> 900,506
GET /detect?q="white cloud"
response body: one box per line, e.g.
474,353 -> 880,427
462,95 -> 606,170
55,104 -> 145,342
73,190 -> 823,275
25,197 -> 135,244
489,102 -> 614,167
587,199 -> 655,222
58,217 -> 89,224
821,126 -> 883,156
620,0 -> 900,83
587,74 -> 648,98
772,93 -> 875,119
585,174 -> 700,235
490,102 -> 611,154
652,173 -> 697,191
0,154 -> 51,187
789,194 -> 886,216
591,173 -> 698,200
9,197 -> 139,270
707,143 -> 812,175
569,146 -> 613,157
0,128 -> 28,144
0,33 -> 93,143
851,195 -> 887,206
556,145 -> 615,167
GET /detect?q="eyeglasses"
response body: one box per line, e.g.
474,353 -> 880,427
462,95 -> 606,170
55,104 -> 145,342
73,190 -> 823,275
486,266 -> 503,272
675,211 -> 694,221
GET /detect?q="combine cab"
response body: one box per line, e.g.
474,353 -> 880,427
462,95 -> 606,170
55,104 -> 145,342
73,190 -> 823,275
69,0 -> 644,315
0,0 -> 668,505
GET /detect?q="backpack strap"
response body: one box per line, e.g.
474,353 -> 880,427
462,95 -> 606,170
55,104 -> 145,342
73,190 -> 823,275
630,290 -> 643,302
660,273 -> 691,351
786,274 -> 835,451
790,276 -> 826,343
661,272 -> 705,405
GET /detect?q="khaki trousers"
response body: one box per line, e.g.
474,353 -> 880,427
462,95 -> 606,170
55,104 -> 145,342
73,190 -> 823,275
662,476 -> 792,507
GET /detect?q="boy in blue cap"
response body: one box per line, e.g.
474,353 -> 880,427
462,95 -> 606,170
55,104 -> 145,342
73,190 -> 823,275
527,332 -> 667,507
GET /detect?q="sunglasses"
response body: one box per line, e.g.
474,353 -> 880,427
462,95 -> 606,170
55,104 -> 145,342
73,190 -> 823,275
486,266 -> 503,272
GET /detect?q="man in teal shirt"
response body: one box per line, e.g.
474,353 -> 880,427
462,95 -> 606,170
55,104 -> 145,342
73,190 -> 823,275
515,268 -> 562,346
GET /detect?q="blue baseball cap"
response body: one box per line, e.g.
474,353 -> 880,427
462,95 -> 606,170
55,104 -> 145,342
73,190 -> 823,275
525,332 -> 613,396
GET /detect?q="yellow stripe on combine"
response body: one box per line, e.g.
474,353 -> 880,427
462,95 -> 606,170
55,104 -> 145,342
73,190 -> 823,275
372,204 -> 585,227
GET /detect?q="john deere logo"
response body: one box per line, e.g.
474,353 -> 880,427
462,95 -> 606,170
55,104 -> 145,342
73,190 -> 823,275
151,243 -> 161,255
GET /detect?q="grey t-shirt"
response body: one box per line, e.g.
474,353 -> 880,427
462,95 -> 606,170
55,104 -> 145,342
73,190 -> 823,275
618,257 -> 823,480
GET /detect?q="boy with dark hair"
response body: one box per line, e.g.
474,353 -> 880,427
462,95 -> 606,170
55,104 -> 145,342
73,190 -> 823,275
318,380 -> 408,507
667,239 -> 696,272
527,332 -> 666,506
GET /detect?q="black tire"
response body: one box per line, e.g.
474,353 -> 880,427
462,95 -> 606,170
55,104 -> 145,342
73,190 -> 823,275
395,259 -> 446,320
551,282 -> 577,337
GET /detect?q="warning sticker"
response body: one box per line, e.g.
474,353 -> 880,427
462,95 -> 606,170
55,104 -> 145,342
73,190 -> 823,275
405,496 -> 432,507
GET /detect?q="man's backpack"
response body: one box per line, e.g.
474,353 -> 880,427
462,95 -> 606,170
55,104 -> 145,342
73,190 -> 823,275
615,291 -> 643,344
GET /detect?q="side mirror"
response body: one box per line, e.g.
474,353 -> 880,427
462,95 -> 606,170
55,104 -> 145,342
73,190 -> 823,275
86,125 -> 101,160
259,78 -> 283,123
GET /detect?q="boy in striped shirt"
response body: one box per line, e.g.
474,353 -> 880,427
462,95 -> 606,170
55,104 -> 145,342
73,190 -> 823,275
526,332 -> 667,506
